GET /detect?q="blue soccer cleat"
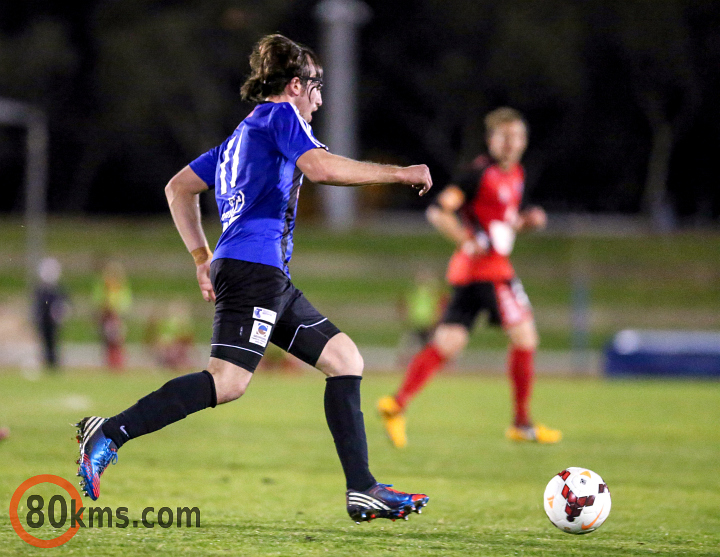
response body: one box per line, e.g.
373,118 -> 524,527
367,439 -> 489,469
346,483 -> 429,523
75,416 -> 118,500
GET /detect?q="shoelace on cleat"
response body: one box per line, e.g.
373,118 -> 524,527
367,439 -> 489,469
81,440 -> 117,478
95,442 -> 118,471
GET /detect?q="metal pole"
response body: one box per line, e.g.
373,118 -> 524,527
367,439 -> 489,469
25,109 -> 49,288
314,0 -> 371,229
0,98 -> 48,288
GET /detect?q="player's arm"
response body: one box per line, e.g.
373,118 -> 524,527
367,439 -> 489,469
514,206 -> 547,232
165,165 -> 215,303
426,185 -> 487,256
297,148 -> 432,196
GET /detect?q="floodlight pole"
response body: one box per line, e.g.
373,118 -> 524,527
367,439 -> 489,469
0,98 -> 48,288
314,0 -> 371,230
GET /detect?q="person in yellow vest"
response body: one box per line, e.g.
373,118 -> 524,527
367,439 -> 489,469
93,259 -> 132,370
396,267 -> 446,368
144,300 -> 196,371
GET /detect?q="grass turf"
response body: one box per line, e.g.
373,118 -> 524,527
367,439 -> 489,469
0,369 -> 718,556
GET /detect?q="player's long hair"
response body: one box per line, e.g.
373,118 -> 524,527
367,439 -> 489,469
240,34 -> 322,103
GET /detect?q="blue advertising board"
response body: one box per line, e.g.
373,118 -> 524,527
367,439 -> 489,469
604,330 -> 720,378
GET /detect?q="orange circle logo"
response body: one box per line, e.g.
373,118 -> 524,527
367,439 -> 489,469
9,474 -> 83,548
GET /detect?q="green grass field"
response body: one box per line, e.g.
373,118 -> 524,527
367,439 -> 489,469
0,369 -> 718,556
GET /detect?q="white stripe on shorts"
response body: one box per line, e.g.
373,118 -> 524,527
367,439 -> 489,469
286,318 -> 328,352
211,343 -> 264,357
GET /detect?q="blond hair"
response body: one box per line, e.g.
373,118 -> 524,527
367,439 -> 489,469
484,107 -> 527,136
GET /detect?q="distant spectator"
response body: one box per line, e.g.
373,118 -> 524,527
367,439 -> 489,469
395,267 -> 447,367
256,344 -> 302,374
0,426 -> 9,441
144,300 -> 196,371
33,257 -> 69,370
93,259 -> 132,370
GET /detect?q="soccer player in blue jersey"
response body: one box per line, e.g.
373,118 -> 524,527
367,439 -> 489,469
75,34 -> 432,523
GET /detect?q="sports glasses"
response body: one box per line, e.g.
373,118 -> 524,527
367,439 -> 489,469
300,76 -> 323,91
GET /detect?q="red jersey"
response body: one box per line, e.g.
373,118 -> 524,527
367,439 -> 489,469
445,155 -> 524,286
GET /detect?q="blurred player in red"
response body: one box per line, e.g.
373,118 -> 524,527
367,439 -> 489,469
378,107 -> 561,447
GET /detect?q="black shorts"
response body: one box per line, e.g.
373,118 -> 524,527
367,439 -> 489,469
441,278 -> 532,330
209,258 -> 341,372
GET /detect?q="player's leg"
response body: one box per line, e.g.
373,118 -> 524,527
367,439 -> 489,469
207,357 -> 255,403
377,324 -> 467,449
75,364 -> 225,499
393,323 -> 468,410
496,279 -> 561,443
315,333 -> 376,492
271,292 -> 429,522
506,318 -> 539,429
378,284 -> 479,448
99,357 -> 249,448
75,259 -> 278,499
318,333 -> 429,522
77,360 -> 255,500
271,294 -> 376,491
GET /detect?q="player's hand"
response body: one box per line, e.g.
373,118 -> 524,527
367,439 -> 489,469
460,238 -> 486,256
522,206 -> 547,230
196,261 -> 216,303
459,229 -> 489,256
398,165 -> 433,196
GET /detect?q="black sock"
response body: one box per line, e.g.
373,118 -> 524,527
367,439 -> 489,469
324,375 -> 376,491
102,370 -> 217,449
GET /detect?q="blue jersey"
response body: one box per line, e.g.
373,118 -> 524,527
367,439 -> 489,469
189,102 -> 326,276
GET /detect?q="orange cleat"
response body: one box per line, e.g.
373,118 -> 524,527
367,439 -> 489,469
506,424 -> 562,444
377,396 -> 407,449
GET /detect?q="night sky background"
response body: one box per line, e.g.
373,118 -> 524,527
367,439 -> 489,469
1,0 -> 719,224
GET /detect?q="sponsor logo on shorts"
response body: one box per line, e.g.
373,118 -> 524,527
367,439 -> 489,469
253,307 -> 277,324
249,320 -> 272,347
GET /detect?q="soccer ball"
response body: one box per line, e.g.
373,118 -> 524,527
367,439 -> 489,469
543,467 -> 611,534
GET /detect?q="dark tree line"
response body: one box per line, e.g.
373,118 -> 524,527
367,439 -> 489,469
1,0 -> 719,225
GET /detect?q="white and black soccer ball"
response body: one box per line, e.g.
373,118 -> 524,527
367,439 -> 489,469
543,467 -> 611,534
